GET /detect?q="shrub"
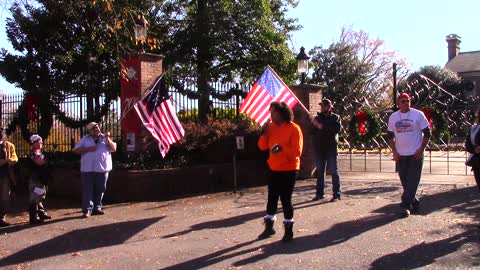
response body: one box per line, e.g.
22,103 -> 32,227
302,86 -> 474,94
114,117 -> 266,170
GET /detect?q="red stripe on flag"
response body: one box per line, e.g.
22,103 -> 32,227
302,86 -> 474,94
134,99 -> 184,157
239,67 -> 301,125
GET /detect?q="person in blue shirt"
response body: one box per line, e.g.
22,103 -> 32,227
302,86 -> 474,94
73,122 -> 116,218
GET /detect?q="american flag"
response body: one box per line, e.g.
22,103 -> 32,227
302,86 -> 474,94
239,67 -> 299,125
134,76 -> 185,157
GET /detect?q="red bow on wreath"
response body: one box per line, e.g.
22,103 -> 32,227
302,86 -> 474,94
24,95 -> 40,121
421,108 -> 433,128
356,111 -> 367,135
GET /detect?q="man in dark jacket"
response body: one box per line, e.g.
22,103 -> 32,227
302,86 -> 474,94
311,99 -> 342,202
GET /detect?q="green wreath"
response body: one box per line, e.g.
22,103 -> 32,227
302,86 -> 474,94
5,94 -> 113,142
422,107 -> 448,144
348,110 -> 381,145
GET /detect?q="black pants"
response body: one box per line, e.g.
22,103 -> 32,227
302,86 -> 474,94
266,170 -> 297,220
472,167 -> 480,191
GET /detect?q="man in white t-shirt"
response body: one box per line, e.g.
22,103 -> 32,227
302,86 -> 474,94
387,93 -> 431,217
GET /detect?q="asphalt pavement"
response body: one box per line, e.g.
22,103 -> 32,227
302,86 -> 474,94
0,171 -> 479,270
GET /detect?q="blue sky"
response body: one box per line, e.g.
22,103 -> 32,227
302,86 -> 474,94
288,0 -> 479,69
1,0 -> 479,94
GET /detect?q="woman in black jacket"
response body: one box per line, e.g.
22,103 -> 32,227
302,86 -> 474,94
465,110 -> 480,192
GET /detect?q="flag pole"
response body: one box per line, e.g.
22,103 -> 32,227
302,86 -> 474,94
266,65 -> 310,114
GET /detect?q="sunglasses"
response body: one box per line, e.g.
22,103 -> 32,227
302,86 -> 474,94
399,99 -> 410,104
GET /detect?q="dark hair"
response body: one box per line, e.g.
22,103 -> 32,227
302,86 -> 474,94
270,102 -> 294,122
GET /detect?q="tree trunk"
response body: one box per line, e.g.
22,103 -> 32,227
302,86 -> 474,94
196,0 -> 211,122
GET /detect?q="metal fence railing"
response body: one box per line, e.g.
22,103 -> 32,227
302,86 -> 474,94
0,80 -> 252,156
0,93 -> 122,157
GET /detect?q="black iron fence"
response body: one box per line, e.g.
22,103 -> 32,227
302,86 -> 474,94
1,73 -> 476,176
0,80 -> 251,156
0,93 -> 122,157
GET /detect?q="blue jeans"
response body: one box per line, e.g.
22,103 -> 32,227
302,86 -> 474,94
397,155 -> 423,209
315,148 -> 341,198
81,172 -> 109,213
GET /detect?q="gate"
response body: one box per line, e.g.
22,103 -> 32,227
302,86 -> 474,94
338,74 -> 477,175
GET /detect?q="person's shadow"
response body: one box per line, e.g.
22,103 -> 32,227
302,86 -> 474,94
159,186 -> 479,270
162,198 -> 328,239
233,186 -> 480,268
0,217 -> 163,268
160,203 -> 400,270
231,203 -> 400,267
369,186 -> 480,269
369,229 -> 479,269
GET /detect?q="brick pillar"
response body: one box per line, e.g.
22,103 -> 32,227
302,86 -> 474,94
120,53 -> 164,153
290,84 -> 324,179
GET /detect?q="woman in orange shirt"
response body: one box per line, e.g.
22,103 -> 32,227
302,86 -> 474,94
257,102 -> 303,242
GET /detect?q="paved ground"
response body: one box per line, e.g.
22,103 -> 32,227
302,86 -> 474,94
0,172 -> 479,270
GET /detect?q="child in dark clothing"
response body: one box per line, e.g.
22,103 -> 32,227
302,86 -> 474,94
27,134 -> 52,224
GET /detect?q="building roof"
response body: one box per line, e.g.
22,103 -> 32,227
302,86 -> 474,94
445,51 -> 480,73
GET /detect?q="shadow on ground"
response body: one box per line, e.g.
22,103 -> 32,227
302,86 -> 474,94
370,186 -> 480,269
0,217 -> 163,268
162,197 -> 327,239
160,186 -> 479,270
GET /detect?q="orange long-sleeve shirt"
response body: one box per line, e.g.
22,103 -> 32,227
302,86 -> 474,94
258,121 -> 303,171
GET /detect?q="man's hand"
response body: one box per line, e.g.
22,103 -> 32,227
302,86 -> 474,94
392,150 -> 399,162
475,146 -> 480,154
414,148 -> 424,160
261,121 -> 270,135
105,131 -> 111,138
311,118 -> 323,129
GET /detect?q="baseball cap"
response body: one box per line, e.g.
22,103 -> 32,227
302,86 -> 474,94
86,122 -> 99,130
320,98 -> 333,107
30,134 -> 42,143
397,93 -> 411,100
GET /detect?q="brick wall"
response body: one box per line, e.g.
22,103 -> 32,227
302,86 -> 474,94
140,53 -> 165,96
133,53 -> 165,151
290,84 -> 324,179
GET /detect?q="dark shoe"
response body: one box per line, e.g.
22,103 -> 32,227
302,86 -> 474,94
411,204 -> 420,214
38,211 -> 52,220
401,208 -> 411,218
330,197 -> 340,202
92,209 -> 105,216
311,195 -> 325,201
258,218 -> 276,239
0,219 -> 10,227
282,221 -> 294,242
29,216 -> 43,225
29,204 -> 43,225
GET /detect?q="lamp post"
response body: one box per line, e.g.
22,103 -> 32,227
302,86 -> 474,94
296,46 -> 310,84
134,14 -> 149,49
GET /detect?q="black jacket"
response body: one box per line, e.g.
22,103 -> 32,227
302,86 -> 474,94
311,111 -> 342,150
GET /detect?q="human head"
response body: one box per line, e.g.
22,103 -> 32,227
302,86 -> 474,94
397,93 -> 411,111
269,102 -> 294,124
86,122 -> 101,136
30,134 -> 43,149
320,98 -> 333,113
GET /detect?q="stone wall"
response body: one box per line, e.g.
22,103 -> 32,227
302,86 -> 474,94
48,160 -> 269,203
